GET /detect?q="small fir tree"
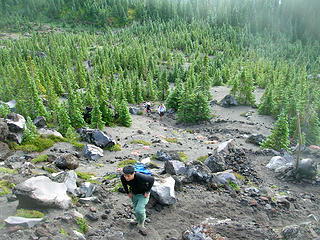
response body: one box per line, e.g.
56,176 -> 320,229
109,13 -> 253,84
117,100 -> 132,127
90,98 -> 105,130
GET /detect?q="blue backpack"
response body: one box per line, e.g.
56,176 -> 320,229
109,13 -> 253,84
133,163 -> 151,176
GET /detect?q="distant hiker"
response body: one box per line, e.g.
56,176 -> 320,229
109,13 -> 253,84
157,104 -> 166,120
145,102 -> 152,114
121,165 -> 155,236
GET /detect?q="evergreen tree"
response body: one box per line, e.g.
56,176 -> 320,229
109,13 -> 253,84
193,91 -> 211,123
117,100 -> 132,127
22,116 -> 38,143
58,102 -> 72,136
261,112 -> 290,150
159,69 -> 169,101
90,98 -> 105,130
166,78 -> 183,111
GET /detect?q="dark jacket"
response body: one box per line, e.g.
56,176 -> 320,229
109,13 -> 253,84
121,172 -> 154,195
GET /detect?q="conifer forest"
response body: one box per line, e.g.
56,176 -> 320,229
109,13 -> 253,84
0,0 -> 319,149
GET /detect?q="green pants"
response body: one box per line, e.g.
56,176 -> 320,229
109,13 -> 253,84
132,194 -> 150,225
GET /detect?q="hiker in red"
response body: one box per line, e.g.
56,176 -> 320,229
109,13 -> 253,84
121,165 -> 154,236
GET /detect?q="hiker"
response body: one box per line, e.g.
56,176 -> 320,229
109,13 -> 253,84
145,102 -> 152,114
121,165 -> 155,236
157,104 -> 166,120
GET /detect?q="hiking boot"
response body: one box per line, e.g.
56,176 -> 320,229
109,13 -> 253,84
128,219 -> 138,226
138,226 -> 147,236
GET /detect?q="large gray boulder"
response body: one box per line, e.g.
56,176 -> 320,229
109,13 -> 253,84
51,170 -> 78,195
84,144 -> 103,160
219,95 -> 238,108
5,216 -> 43,228
7,132 -> 23,144
216,139 -> 236,155
212,170 -> 237,185
296,158 -> 317,179
79,127 -> 115,148
186,161 -> 212,184
151,176 -> 176,205
0,120 -> 9,141
55,153 -> 79,170
156,150 -> 181,162
75,182 -> 96,198
5,113 -> 26,132
37,128 -> 63,138
204,155 -> 225,173
13,176 -> 71,209
165,160 -> 187,175
266,156 -> 292,170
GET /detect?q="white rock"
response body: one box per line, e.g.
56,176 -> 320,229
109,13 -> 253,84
5,216 -> 42,228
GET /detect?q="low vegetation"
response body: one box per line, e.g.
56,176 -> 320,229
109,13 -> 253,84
31,154 -> 48,164
117,159 -> 137,168
0,167 -> 17,174
164,138 -> 178,143
0,180 -> 15,196
178,152 -> 189,162
76,217 -> 88,234
15,209 -> 44,218
130,140 -> 151,146
104,143 -> 122,151
197,155 -> 209,163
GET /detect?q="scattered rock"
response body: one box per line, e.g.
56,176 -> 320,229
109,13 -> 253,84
13,176 -> 71,209
0,142 -> 12,161
212,170 -> 237,185
51,170 -> 78,195
5,216 -> 43,228
186,161 -> 212,184
79,127 -> 115,148
219,95 -> 238,108
129,107 -> 140,115
5,113 -> 26,132
281,225 -> 300,239
165,160 -> 187,175
246,134 -> 266,146
151,176 -> 176,205
84,144 -> 104,160
0,120 -> 9,141
33,116 -> 46,128
76,182 -> 96,198
55,153 -> 79,170
266,156 -> 292,170
296,158 -> 317,180
204,155 -> 225,173
37,128 -> 63,138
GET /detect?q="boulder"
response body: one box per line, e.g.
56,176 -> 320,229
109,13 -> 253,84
281,225 -> 300,239
129,107 -> 140,115
5,113 -> 26,132
5,216 -> 43,228
212,170 -> 237,185
51,170 -> 78,195
204,155 -> 225,173
0,142 -> 12,161
13,176 -> 71,209
76,182 -> 96,198
165,160 -> 187,175
296,158 -> 317,179
156,149 -> 180,161
79,127 -> 115,148
0,120 -> 9,141
266,156 -> 292,170
219,95 -> 238,108
84,144 -> 103,160
37,128 -> 63,138
186,161 -> 212,184
216,139 -> 236,155
33,116 -> 46,128
55,153 -> 79,170
7,132 -> 23,144
151,176 -> 176,205
246,134 -> 266,146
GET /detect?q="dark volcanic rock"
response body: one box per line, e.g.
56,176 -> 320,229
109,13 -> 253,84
219,95 -> 238,108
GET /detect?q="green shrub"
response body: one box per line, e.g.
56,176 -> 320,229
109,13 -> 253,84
0,104 -> 10,118
0,180 -> 15,196
31,155 -> 48,164
0,167 -> 17,174
76,171 -> 96,181
130,140 -> 151,146
46,134 -> 67,142
197,155 -> 208,163
16,209 -> 44,218
104,143 -> 122,151
11,137 -> 55,152
178,152 -> 188,162
111,182 -> 123,192
103,173 -> 117,180
76,217 -> 88,234
44,167 -> 57,173
164,138 -> 178,143
117,159 -> 137,168
234,172 -> 245,181
70,141 -> 85,149
228,180 -> 240,190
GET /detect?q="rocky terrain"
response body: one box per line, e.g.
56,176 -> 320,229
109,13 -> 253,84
0,86 -> 320,240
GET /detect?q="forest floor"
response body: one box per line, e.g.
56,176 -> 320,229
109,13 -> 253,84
1,86 -> 320,240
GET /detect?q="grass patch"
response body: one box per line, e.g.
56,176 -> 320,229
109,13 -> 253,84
234,172 -> 246,181
103,173 -> 117,181
210,114 -> 217,118
76,171 -> 96,181
111,182 -> 123,192
271,185 -> 279,189
76,217 -> 88,234
228,180 -> 240,190
0,180 -> 15,196
45,134 -> 66,142
60,228 -> 69,236
10,137 -> 55,152
164,137 -> 178,143
0,223 -> 5,230
44,166 -> 57,173
70,141 -> 85,150
186,129 -> 194,134
94,163 -> 104,168
16,209 -> 44,218
104,143 -> 122,151
240,111 -> 249,117
68,193 -> 79,205
117,159 -> 137,168
197,155 -> 208,163
178,152 -> 189,162
130,140 -> 151,146
0,167 -> 17,174
31,155 -> 48,164
151,154 -> 157,160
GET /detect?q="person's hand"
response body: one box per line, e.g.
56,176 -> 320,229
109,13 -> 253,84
144,192 -> 150,198
128,193 -> 133,199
